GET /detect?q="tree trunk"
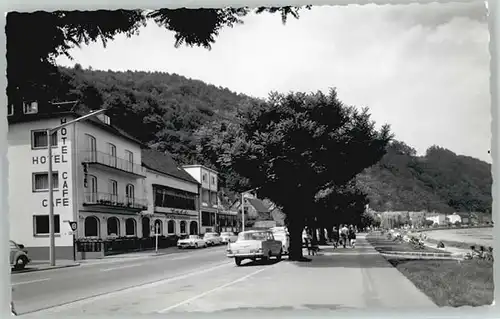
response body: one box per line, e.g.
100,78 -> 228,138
319,227 -> 327,244
287,217 -> 306,261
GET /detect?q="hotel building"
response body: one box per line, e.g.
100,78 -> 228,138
8,101 -> 146,260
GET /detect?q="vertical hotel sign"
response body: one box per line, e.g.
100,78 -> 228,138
32,118 -> 73,216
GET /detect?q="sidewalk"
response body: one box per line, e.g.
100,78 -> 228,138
12,260 -> 80,274
171,236 -> 437,312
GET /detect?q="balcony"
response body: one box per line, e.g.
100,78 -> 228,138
83,192 -> 148,211
81,150 -> 146,177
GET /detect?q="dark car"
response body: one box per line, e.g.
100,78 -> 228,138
10,240 -> 30,270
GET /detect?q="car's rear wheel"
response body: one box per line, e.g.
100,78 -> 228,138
14,256 -> 27,270
235,257 -> 242,266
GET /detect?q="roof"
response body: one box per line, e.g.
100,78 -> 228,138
182,164 -> 219,174
246,198 -> 269,213
8,107 -> 146,147
141,148 -> 200,185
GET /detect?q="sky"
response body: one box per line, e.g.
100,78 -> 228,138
56,1 -> 492,163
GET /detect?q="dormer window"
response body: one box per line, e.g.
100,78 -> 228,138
23,101 -> 38,114
97,114 -> 111,125
7,104 -> 14,116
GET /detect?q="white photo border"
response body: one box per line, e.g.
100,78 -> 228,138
0,0 -> 497,318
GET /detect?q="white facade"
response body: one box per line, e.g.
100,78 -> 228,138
144,168 -> 200,236
425,214 -> 446,225
8,114 -> 147,259
73,119 -> 146,240
8,117 -> 76,254
182,165 -> 219,233
446,213 -> 462,224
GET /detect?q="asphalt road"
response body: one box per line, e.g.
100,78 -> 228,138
18,234 -> 436,317
12,245 -> 228,315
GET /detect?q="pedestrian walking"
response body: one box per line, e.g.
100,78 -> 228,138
331,226 -> 339,248
302,227 -> 309,251
340,224 -> 349,248
348,225 -> 357,248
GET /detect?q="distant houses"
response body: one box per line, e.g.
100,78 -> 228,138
230,191 -> 283,229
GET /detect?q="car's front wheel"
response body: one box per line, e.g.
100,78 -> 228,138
14,256 -> 27,270
276,249 -> 283,261
235,257 -> 242,266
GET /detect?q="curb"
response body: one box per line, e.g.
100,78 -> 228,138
380,253 -> 463,261
12,263 -> 80,274
379,250 -> 452,258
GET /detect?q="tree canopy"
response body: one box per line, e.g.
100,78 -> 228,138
6,7 -> 311,105
195,89 -> 393,259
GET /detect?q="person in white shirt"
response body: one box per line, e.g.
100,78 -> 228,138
340,225 -> 349,248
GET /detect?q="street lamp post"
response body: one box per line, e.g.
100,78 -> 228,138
47,108 -> 107,266
240,187 -> 259,232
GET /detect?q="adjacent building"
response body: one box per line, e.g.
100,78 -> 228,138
446,213 -> 462,225
230,191 -> 276,229
142,149 -> 201,236
425,213 -> 446,226
8,101 -> 148,260
182,165 -> 219,233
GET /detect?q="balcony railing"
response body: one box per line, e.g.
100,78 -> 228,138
83,192 -> 147,210
81,150 -> 146,177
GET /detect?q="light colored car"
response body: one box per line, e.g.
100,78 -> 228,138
177,235 -> 207,249
227,230 -> 283,266
10,240 -> 30,270
270,227 -> 290,255
203,232 -> 223,246
220,232 -> 238,244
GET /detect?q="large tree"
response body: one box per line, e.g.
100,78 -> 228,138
195,89 -> 393,261
6,7 -> 311,105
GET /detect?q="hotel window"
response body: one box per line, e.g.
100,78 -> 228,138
125,150 -> 133,171
167,220 -> 176,234
202,173 -> 207,182
109,179 -> 118,201
23,101 -> 38,114
125,218 -> 136,236
86,175 -> 98,203
126,184 -> 135,204
32,172 -> 59,192
108,143 -> 117,167
85,134 -> 97,161
33,215 -> 60,235
31,130 -> 58,149
8,104 -> 14,116
211,176 -> 215,185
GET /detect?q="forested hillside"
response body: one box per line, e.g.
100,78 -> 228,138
357,142 -> 492,213
58,64 -> 257,166
57,65 -> 492,213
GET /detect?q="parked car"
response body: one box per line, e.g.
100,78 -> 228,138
220,232 -> 238,244
203,232 -> 223,246
270,227 -> 290,255
177,235 -> 207,249
226,230 -> 283,266
10,240 -> 30,270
